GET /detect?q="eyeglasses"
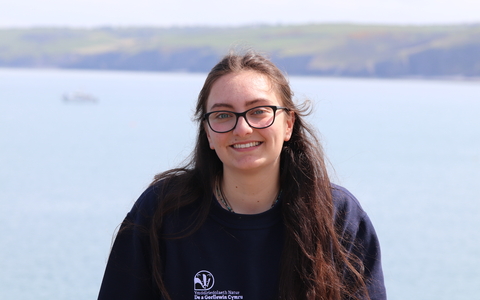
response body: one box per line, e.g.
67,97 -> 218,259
204,105 -> 289,133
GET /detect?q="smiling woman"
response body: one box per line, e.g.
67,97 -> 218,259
204,71 -> 294,207
97,50 -> 387,300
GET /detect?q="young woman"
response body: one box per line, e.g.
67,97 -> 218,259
98,51 -> 386,300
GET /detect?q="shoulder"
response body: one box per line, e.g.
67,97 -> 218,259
330,183 -> 376,247
126,180 -> 172,226
331,183 -> 368,224
127,172 -> 202,226
330,184 -> 387,299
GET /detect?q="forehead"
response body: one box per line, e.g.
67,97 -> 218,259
206,70 -> 281,110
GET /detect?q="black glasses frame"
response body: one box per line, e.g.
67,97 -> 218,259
204,105 -> 289,133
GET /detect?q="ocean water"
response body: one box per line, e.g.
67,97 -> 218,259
0,68 -> 479,300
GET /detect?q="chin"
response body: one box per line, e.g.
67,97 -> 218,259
230,159 -> 278,173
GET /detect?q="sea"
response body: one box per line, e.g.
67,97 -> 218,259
0,68 -> 479,300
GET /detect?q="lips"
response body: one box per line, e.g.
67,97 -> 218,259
231,141 -> 262,149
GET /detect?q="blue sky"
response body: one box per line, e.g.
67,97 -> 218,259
2,0 -> 480,28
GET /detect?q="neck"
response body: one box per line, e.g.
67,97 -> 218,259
220,166 -> 281,214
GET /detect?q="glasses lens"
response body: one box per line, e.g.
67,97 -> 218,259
245,106 -> 275,128
208,111 -> 237,132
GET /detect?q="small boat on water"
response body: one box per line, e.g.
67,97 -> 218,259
62,91 -> 98,103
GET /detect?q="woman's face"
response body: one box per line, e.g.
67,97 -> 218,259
205,70 -> 294,175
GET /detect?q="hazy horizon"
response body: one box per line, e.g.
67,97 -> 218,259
2,21 -> 480,30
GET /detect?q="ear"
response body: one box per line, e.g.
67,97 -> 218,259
284,110 -> 295,142
204,122 -> 215,149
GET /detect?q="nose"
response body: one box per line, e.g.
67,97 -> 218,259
233,116 -> 253,136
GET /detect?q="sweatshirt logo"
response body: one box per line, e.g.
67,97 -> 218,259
194,270 -> 215,291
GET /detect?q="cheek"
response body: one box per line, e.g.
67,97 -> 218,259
207,135 -> 216,150
204,124 -> 216,150
265,126 -> 288,147
272,119 -> 293,143
207,131 -> 228,151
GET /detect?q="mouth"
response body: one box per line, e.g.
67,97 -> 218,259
231,141 -> 262,149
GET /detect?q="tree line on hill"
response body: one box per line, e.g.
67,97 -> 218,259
1,24 -> 479,79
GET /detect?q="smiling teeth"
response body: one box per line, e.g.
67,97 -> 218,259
233,142 -> 261,149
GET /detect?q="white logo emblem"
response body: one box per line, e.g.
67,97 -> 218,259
194,270 -> 215,291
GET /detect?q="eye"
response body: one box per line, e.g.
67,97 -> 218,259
249,107 -> 271,117
252,109 -> 265,115
212,112 -> 234,120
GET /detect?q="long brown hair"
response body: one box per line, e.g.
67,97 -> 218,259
148,50 -> 368,300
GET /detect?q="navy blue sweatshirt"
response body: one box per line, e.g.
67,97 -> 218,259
98,183 -> 386,299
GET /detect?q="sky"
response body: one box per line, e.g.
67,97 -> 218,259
2,0 -> 480,28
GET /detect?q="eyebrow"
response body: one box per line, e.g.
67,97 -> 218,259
209,99 -> 270,111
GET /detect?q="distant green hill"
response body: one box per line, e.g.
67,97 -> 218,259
1,24 -> 480,78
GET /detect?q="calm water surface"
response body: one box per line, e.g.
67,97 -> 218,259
1,68 -> 479,299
